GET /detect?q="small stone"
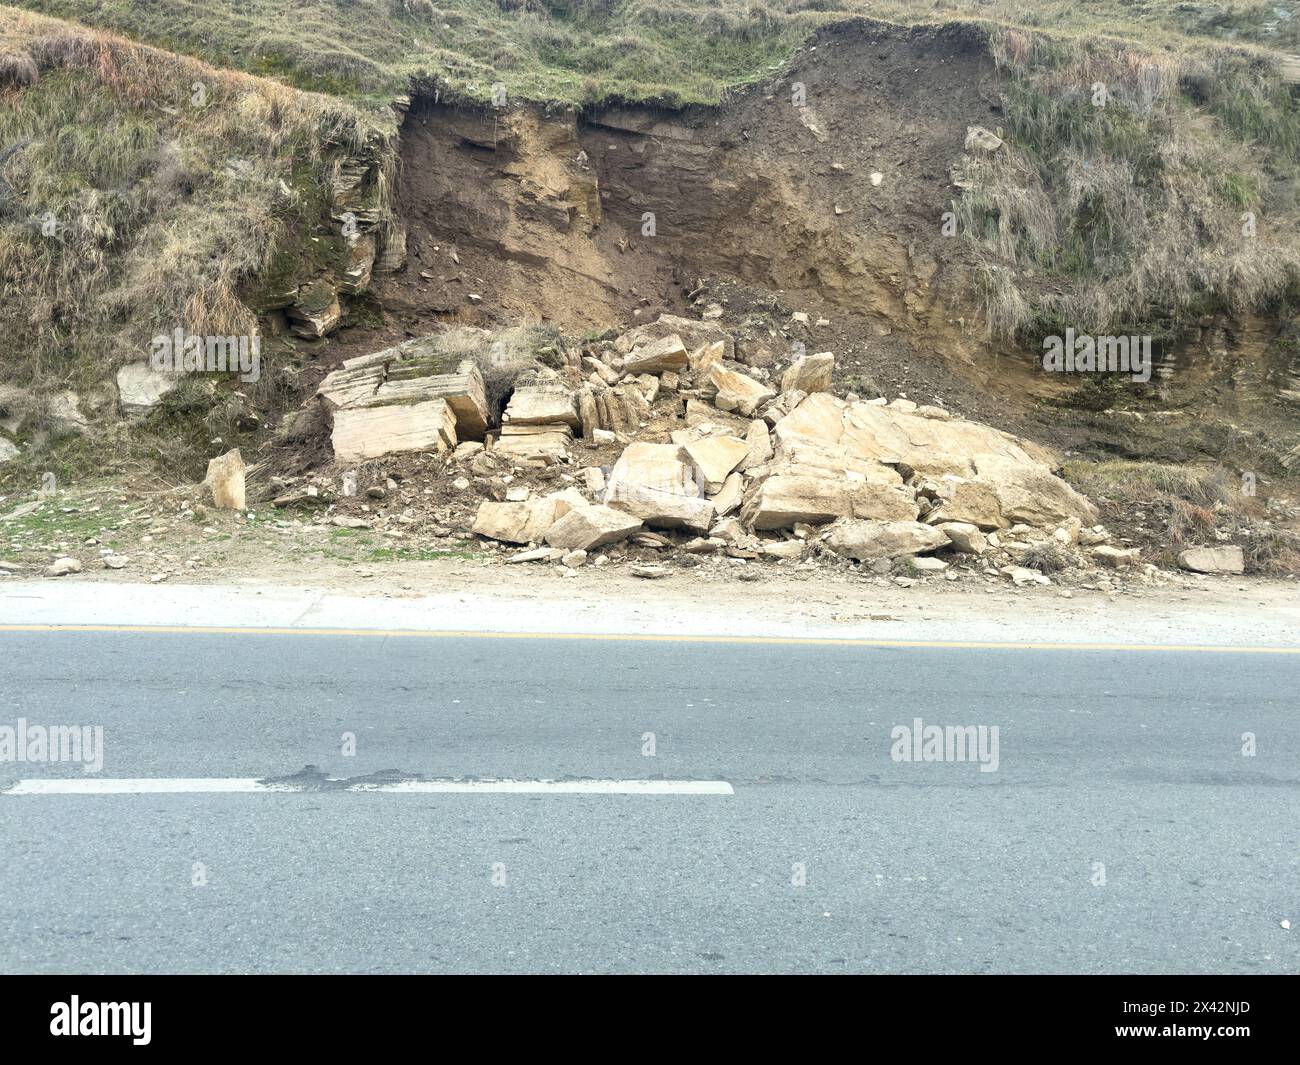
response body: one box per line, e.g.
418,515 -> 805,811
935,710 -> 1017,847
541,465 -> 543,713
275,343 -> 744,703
45,557 -> 82,577
630,564 -> 670,579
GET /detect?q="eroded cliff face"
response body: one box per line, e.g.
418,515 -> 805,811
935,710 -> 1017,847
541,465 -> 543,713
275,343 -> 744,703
384,22 -> 993,345
364,18 -> 1299,445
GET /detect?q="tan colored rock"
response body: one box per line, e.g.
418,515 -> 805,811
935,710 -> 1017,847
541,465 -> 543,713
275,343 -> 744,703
204,449 -> 246,511
623,335 -> 688,375
690,341 -> 726,374
935,521 -> 988,555
544,503 -> 643,551
495,424 -> 572,463
740,474 -> 918,531
709,365 -> 775,417
605,442 -> 715,532
1092,545 -> 1141,569
761,539 -> 805,560
332,397 -> 457,462
825,520 -> 950,561
317,343 -> 490,443
777,393 -> 1096,529
781,352 -> 834,394
117,362 -> 179,415
1178,546 -> 1244,574
683,435 -> 749,493
288,281 -> 341,338
618,315 -> 732,361
709,472 -> 744,517
740,419 -> 773,470
472,497 -> 566,544
503,385 -> 579,428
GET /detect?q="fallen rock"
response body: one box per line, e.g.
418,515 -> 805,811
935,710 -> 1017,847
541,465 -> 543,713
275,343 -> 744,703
332,397 -> 458,463
287,279 -> 342,338
505,547 -> 562,564
965,125 -> 1004,152
605,442 -> 715,533
45,557 -> 82,577
740,419 -> 773,470
116,362 -> 178,415
1092,545 -> 1141,569
544,503 -> 643,551
775,392 -> 1096,529
317,338 -> 490,441
741,474 -> 917,531
503,384 -> 579,428
683,435 -> 749,493
622,335 -> 688,375
203,449 -> 246,511
824,519 -> 950,562
935,521 -> 988,555
1178,546 -> 1244,574
472,496 -> 570,545
630,564 -> 671,579
780,352 -> 835,394
495,423 -> 573,463
709,365 -> 775,417
0,436 -> 17,463
710,471 -> 744,517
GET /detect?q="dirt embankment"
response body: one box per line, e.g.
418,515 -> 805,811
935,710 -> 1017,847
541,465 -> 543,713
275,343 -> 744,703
377,23 -> 1002,405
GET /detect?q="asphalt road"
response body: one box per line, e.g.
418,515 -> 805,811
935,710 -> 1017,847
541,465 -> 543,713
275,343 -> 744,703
1,629 -> 1298,974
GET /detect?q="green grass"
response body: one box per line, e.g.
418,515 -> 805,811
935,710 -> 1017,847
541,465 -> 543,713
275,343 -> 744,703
8,0 -> 1299,107
0,6 -> 392,392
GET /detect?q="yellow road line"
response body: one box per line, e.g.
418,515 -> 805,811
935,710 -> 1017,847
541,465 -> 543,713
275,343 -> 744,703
0,623 -> 1296,654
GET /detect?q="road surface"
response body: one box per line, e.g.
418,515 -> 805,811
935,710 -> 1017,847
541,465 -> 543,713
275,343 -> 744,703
1,626 -> 1298,973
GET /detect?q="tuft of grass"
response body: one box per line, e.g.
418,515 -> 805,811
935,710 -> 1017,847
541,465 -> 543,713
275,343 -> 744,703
8,1 -> 1299,107
958,27 -> 1300,344
0,8 -> 394,395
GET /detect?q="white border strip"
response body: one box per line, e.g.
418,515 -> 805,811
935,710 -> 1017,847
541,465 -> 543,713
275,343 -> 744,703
1,778 -> 734,796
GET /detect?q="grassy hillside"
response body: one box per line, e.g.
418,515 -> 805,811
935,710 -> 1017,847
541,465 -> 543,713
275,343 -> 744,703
8,0 -> 1299,106
0,7 -> 391,394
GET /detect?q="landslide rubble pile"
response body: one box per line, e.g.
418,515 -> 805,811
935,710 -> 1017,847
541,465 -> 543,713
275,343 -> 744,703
267,314 -> 1219,586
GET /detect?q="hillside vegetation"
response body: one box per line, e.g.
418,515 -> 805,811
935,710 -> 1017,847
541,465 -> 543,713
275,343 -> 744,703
0,7 -> 390,391
8,0 -> 1300,105
1,2 -> 1298,474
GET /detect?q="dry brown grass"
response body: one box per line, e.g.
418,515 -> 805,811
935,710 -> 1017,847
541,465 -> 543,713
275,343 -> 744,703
0,8 -> 392,394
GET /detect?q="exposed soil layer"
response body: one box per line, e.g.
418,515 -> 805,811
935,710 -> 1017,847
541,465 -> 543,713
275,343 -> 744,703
331,17 -> 1300,475
379,22 -> 1003,400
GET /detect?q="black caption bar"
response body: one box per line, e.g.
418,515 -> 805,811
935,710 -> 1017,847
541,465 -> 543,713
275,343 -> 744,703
0,975 -> 1292,1052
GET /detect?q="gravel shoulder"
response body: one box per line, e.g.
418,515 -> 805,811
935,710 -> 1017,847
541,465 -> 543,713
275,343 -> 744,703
3,564 -> 1297,647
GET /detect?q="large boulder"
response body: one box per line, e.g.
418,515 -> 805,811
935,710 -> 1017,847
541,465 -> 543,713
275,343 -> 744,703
203,449 -> 246,511
682,435 -> 749,493
331,397 -> 458,462
774,393 -> 1096,530
117,362 -> 178,415
605,442 -> 715,533
472,492 -> 581,545
708,365 -> 775,417
825,520 -> 950,561
617,315 -> 733,361
741,474 -> 918,531
781,352 -> 834,394
1178,546 -> 1245,574
622,335 -> 689,375
317,338 -> 490,441
544,503 -> 643,550
502,384 -> 579,428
